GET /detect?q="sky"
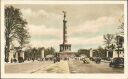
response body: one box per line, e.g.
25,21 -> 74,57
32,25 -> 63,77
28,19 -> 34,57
10,4 -> 124,52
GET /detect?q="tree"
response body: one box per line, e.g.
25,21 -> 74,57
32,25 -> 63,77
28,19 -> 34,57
118,15 -> 124,35
5,6 -> 29,62
103,34 -> 114,49
44,47 -> 55,57
16,25 -> 30,54
115,16 -> 124,57
78,49 -> 90,57
97,46 -> 106,58
103,34 -> 114,58
92,49 -> 99,57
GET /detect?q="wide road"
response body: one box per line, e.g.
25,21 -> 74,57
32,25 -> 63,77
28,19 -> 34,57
5,60 -> 124,73
68,60 -> 124,73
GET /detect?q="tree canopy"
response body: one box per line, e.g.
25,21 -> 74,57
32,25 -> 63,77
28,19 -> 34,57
5,6 -> 30,62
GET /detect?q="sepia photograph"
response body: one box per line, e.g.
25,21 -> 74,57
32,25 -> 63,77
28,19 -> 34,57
3,3 -> 125,74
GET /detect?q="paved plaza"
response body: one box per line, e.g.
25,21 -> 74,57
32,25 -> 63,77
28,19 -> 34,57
5,60 -> 123,73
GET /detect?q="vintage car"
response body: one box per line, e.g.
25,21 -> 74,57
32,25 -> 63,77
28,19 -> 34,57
81,58 -> 90,64
89,57 -> 95,61
109,57 -> 124,68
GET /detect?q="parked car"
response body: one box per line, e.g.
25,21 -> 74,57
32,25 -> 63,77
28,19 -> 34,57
89,57 -> 95,61
82,58 -> 90,64
109,57 -> 124,68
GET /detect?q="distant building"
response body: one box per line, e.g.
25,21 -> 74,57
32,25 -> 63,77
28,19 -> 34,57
8,49 -> 15,63
113,35 -> 124,58
40,48 -> 45,59
90,49 -> 93,57
8,47 -> 24,63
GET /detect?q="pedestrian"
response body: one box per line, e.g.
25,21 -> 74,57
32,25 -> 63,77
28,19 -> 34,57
11,58 -> 13,63
32,58 -> 34,62
53,57 -> 56,63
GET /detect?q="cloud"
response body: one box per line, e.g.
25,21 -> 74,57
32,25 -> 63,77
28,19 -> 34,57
28,24 -> 62,39
29,39 -> 61,51
21,8 -> 48,20
69,35 -> 104,46
21,8 -> 62,27
69,16 -> 119,37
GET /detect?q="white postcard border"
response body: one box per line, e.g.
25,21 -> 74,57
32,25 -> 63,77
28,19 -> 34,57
1,0 -> 127,78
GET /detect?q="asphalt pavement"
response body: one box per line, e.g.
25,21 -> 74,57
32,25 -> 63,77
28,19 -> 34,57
68,60 -> 124,73
5,60 -> 124,73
